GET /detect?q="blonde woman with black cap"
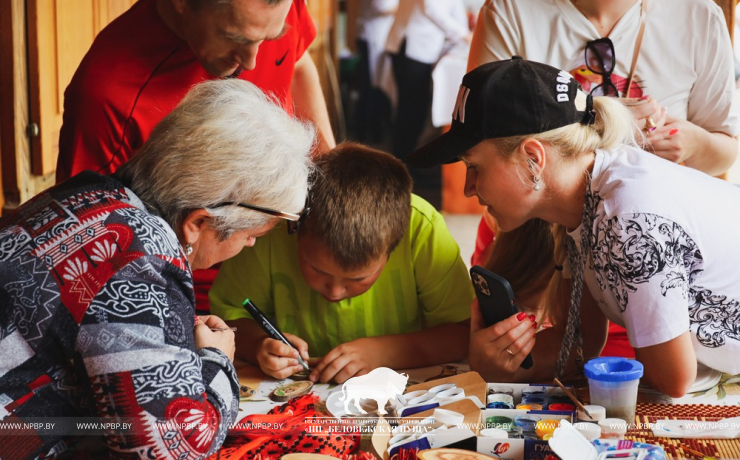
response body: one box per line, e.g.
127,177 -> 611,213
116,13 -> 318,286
408,57 -> 740,398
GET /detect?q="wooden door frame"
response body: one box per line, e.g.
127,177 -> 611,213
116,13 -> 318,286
0,0 -> 27,214
715,0 -> 737,42
0,0 -> 55,215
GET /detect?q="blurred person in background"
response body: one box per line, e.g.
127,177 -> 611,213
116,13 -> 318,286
356,0 -> 398,144
386,0 -> 472,208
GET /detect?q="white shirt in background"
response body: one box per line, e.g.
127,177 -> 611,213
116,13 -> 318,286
358,0 -> 399,86
386,0 -> 470,64
468,0 -> 739,136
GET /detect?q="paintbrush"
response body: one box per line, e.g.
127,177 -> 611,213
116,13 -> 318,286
681,444 -> 717,460
553,377 -> 591,419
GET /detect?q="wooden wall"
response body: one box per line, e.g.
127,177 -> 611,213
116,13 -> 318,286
0,0 -> 338,213
0,0 -> 136,213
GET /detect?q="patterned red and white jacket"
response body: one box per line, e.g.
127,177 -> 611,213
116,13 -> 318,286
0,171 -> 239,459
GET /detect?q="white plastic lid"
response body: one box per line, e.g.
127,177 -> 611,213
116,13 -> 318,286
598,418 -> 628,434
572,422 -> 601,441
479,428 -> 508,438
548,420 -> 598,460
433,408 -> 464,427
577,404 -> 606,422
487,393 -> 514,404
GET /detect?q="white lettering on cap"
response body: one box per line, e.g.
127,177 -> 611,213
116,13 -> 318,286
556,70 -> 571,102
574,90 -> 588,110
452,85 -> 471,123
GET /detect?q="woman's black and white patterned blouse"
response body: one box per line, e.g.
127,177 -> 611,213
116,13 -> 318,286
567,146 -> 740,375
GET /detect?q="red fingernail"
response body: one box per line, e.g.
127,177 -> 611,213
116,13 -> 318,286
528,314 -> 536,323
669,129 -> 679,135
194,316 -> 199,326
640,95 -> 650,100
533,322 -> 538,329
516,312 -> 527,321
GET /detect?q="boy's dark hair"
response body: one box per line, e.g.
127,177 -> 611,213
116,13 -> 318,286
302,142 -> 413,271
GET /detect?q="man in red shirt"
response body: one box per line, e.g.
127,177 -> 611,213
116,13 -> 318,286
57,0 -> 335,311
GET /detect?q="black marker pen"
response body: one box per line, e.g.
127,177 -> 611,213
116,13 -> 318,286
242,298 -> 310,372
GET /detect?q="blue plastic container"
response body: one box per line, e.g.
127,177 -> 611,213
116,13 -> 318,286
585,357 -> 644,423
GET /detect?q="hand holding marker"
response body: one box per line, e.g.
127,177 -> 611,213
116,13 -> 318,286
242,298 -> 310,372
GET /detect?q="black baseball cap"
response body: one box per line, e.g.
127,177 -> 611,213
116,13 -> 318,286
407,57 -> 595,168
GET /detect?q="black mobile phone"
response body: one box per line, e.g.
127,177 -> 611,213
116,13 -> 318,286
470,265 -> 534,369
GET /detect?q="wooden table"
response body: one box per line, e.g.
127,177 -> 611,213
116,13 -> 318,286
229,363 -> 740,459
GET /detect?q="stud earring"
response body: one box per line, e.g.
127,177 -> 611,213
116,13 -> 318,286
185,243 -> 193,256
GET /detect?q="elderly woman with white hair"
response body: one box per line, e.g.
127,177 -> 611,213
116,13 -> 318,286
0,79 -> 314,459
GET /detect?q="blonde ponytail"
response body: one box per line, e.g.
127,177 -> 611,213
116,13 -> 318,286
540,224 -> 568,329
591,96 -> 644,151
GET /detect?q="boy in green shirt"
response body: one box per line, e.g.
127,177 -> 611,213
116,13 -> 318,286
210,143 -> 473,383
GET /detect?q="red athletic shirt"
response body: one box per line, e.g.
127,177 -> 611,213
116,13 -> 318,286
56,0 -> 315,182
56,0 -> 315,312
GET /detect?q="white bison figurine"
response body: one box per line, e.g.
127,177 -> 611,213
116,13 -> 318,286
338,367 -> 409,415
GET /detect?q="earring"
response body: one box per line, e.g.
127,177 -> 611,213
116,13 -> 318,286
185,243 -> 193,256
527,159 -> 544,192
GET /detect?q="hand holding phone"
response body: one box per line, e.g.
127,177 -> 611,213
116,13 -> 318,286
470,266 -> 534,369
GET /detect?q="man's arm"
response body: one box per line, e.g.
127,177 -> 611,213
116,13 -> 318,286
291,52 -> 336,153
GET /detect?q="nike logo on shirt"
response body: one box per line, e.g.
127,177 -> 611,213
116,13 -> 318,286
276,50 -> 289,66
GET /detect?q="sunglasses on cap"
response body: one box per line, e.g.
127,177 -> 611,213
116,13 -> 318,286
585,38 -> 619,97
211,197 -> 310,235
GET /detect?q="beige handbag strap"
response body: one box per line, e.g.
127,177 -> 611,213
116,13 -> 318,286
624,0 -> 648,97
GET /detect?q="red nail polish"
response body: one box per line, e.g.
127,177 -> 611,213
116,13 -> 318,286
533,322 -> 538,329
516,312 -> 527,321
640,95 -> 650,100
669,129 -> 679,135
528,314 -> 536,323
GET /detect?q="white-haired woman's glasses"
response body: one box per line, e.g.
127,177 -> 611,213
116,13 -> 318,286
211,198 -> 310,235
